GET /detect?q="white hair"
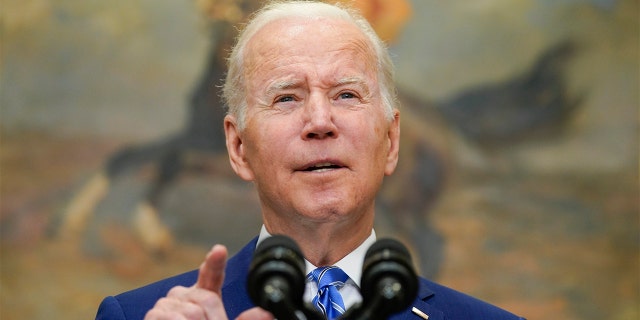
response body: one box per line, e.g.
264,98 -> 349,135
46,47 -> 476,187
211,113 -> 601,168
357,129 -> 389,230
222,0 -> 397,130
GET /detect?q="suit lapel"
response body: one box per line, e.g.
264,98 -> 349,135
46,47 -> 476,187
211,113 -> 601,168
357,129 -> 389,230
221,237 -> 259,319
389,279 -> 444,320
400,300 -> 445,320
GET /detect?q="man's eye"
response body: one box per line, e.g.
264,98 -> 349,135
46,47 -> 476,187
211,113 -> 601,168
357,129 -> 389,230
276,95 -> 295,103
338,92 -> 356,99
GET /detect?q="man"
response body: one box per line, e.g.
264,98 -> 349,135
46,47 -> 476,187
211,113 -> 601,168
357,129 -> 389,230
96,1 -> 525,319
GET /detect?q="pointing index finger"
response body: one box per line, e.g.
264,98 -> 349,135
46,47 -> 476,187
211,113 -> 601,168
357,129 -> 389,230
196,244 -> 228,294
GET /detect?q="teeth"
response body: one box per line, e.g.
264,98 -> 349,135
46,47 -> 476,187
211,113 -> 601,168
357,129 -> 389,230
305,162 -> 339,171
313,162 -> 333,168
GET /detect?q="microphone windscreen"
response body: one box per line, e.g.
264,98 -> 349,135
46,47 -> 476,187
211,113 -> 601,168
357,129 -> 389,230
247,234 -> 307,311
360,238 -> 418,315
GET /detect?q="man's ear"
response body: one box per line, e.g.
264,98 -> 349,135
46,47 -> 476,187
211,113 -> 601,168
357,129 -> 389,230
224,115 -> 255,181
384,109 -> 400,176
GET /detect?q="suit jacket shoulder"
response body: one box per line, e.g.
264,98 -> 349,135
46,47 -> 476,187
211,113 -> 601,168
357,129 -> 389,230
95,268 -> 199,320
394,277 -> 525,320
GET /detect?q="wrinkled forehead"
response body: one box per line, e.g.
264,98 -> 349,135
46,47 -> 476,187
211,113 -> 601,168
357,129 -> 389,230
243,17 -> 377,76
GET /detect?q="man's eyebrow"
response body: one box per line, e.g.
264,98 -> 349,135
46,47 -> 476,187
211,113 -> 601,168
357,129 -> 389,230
336,76 -> 366,86
336,76 -> 371,96
265,79 -> 300,96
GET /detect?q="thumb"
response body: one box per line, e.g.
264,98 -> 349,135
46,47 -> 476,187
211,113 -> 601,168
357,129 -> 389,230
195,244 -> 228,294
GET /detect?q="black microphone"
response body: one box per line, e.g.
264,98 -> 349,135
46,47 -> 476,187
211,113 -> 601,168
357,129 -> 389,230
247,235 -> 323,320
341,238 -> 419,320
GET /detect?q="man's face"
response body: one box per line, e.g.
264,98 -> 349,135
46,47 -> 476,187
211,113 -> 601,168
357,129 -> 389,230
225,17 -> 400,227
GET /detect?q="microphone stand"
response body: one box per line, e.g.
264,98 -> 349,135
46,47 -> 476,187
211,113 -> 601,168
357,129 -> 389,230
256,276 -> 325,320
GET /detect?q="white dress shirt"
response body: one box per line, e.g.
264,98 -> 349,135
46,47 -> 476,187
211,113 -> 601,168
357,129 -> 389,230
256,225 -> 377,310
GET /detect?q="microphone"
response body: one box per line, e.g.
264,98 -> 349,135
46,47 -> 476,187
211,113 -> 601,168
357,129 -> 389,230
247,234 -> 323,320
341,238 -> 419,320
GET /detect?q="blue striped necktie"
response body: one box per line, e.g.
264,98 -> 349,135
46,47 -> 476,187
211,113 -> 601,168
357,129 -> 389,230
308,266 -> 350,320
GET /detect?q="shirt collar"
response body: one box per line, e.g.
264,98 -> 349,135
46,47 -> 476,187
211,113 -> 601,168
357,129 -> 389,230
256,225 -> 376,287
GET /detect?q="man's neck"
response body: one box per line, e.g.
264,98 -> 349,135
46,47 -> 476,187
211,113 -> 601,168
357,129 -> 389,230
261,216 -> 374,266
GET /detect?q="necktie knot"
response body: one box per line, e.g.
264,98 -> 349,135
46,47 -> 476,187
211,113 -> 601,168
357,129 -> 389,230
308,266 -> 350,320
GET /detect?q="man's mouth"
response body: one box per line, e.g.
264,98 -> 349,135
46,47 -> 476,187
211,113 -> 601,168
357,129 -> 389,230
301,162 -> 344,172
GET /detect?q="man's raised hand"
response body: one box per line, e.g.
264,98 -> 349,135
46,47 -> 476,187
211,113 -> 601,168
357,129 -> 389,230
143,245 -> 229,320
144,245 -> 274,320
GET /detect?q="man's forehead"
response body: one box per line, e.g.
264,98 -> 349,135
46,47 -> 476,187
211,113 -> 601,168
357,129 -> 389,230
246,16 -> 369,54
243,17 -> 376,78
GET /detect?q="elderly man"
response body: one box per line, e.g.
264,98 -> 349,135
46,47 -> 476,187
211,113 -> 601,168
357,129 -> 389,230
96,1 -> 524,319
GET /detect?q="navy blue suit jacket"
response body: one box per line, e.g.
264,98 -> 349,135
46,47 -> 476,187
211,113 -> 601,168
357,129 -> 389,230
96,238 -> 524,319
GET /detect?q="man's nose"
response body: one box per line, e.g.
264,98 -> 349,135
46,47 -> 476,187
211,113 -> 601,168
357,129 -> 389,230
301,95 -> 338,140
